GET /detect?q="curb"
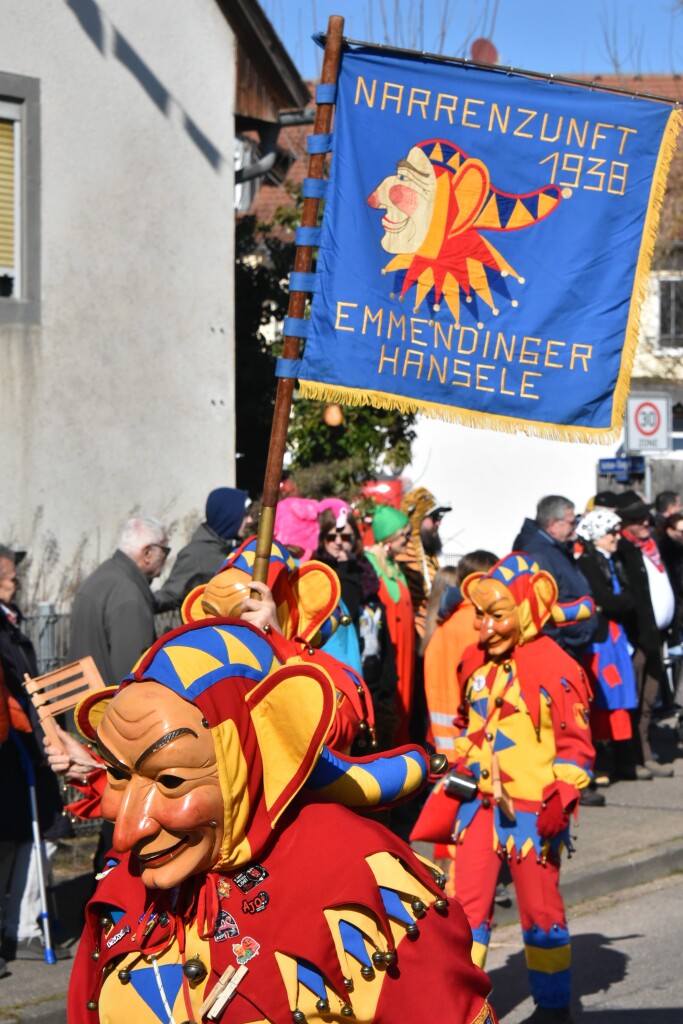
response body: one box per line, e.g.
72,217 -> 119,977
494,838 -> 683,926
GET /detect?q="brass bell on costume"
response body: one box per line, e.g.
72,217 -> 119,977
182,957 -> 207,982
429,753 -> 449,775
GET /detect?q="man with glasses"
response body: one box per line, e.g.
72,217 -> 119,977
68,516 -> 170,687
513,496 -> 597,664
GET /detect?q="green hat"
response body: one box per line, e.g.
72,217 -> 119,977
372,504 -> 410,543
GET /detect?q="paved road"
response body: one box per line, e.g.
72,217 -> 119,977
485,874 -> 683,1022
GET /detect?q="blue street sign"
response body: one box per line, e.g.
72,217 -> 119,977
598,456 -> 645,478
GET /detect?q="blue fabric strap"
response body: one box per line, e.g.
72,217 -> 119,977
289,271 -> 318,293
275,357 -> 302,379
307,133 -> 333,154
283,317 -> 310,339
295,226 -> 322,247
301,177 -> 329,199
315,83 -> 337,104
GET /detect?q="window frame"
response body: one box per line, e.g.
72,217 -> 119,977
0,71 -> 40,326
656,272 -> 683,353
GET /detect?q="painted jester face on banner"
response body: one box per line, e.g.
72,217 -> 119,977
471,577 -> 521,660
98,683 -> 224,889
367,145 -> 436,254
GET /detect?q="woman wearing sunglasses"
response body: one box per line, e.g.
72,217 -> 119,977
315,510 -> 399,752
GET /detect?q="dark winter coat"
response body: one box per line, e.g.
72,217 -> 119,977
576,545 -> 636,645
512,518 -> 596,659
616,537 -> 669,657
0,607 -> 69,842
154,522 -> 233,611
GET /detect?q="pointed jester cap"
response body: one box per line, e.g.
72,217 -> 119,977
182,536 -> 342,649
461,551 -> 593,645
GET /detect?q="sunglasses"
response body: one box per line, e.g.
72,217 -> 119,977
325,532 -> 353,543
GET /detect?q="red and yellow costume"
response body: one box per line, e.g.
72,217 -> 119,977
365,552 -> 415,746
447,555 -> 594,1016
66,611 -> 497,1024
185,537 -> 375,753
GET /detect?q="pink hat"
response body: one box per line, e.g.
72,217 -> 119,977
274,498 -> 320,560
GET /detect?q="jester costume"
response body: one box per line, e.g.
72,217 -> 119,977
67,618 -> 496,1024
450,555 -> 595,1018
65,537 -> 497,1024
185,537 -> 375,753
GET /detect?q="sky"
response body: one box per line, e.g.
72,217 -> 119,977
260,0 -> 683,82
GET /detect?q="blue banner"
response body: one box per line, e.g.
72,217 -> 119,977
297,45 -> 681,441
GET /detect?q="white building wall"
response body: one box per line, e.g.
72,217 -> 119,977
0,0 -> 236,600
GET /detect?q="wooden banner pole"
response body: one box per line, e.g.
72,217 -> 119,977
251,14 -> 344,585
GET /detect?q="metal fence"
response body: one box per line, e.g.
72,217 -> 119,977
22,607 -> 182,675
21,607 -> 181,833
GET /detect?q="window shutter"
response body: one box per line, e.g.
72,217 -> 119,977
0,119 -> 15,270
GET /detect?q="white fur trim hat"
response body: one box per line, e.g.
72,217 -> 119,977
576,508 -> 622,542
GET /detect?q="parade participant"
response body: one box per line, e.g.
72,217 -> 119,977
365,506 -> 415,746
184,536 -> 374,755
450,554 -> 595,1024
65,616 -> 498,1024
397,486 -> 451,640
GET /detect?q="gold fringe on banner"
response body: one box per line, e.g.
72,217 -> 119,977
297,379 -> 624,445
612,106 -> 683,429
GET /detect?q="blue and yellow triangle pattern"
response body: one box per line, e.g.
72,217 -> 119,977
140,623 -> 279,699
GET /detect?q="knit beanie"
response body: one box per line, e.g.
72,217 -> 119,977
205,487 -> 250,540
372,505 -> 409,543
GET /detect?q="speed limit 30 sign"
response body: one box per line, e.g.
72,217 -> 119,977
624,394 -> 671,452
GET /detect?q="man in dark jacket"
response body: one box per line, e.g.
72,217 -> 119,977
154,488 -> 253,611
615,491 -> 675,777
513,495 -> 596,662
68,516 -> 169,686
